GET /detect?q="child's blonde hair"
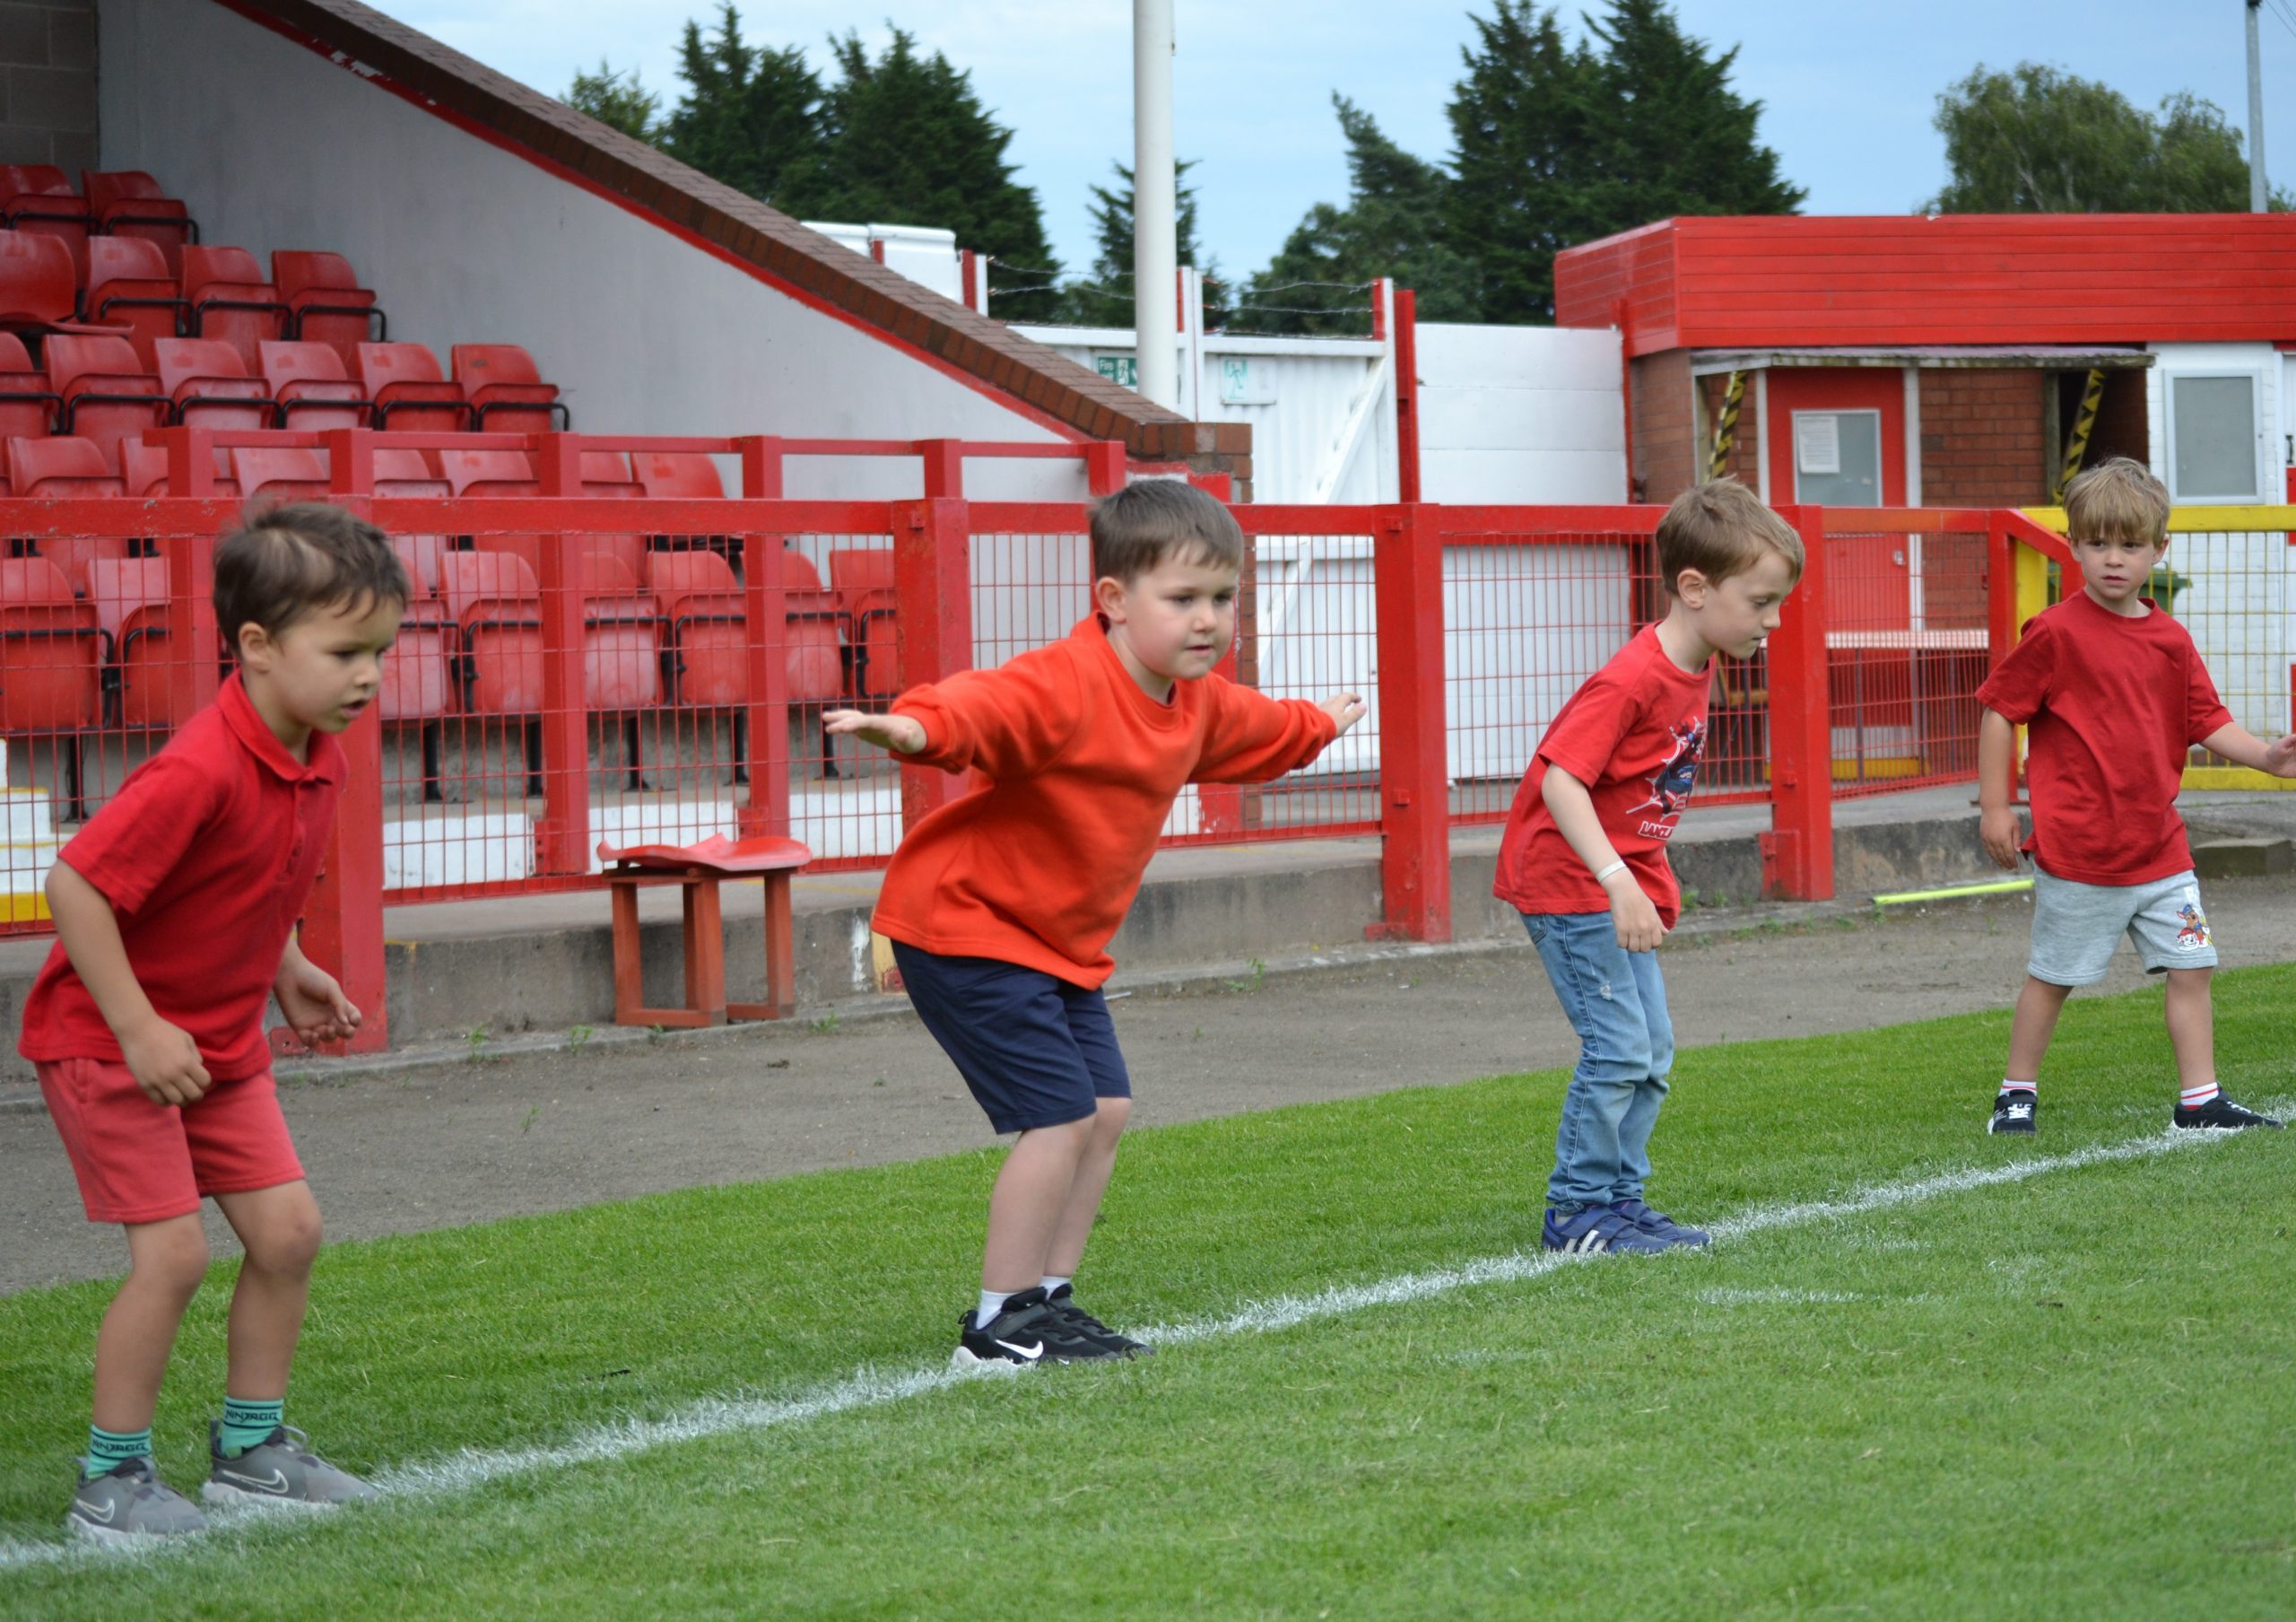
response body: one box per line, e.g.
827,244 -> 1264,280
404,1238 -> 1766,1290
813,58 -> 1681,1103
2062,457 -> 2170,546
1657,479 -> 1804,596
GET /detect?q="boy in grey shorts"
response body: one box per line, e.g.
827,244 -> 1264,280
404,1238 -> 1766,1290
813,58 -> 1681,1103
1975,458 -> 2296,1134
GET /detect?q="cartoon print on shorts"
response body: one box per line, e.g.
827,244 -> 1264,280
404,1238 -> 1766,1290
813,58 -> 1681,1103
2175,891 -> 2212,950
1631,719 -> 1708,819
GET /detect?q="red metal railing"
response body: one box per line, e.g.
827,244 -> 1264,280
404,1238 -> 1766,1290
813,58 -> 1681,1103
3,426 -> 2037,1058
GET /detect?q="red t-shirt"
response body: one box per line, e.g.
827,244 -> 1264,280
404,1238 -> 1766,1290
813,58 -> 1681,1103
18,674 -> 347,1078
1976,592 -> 2232,886
1492,626 -> 1712,927
875,615 -> 1339,988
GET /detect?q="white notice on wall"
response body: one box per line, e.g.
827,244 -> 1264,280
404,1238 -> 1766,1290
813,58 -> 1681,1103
1796,414 -> 1840,475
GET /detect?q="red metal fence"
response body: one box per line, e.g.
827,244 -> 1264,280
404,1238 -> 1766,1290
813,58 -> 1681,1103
0,429 -> 2038,1056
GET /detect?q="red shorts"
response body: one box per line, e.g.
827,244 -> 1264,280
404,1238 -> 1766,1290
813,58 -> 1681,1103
37,1058 -> 304,1225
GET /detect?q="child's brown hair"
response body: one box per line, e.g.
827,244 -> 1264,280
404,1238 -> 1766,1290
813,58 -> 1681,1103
2062,457 -> 2170,546
213,502 -> 408,658
1656,479 -> 1804,596
1089,478 -> 1244,584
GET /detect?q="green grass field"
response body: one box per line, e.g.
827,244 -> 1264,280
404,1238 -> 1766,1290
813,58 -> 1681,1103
2,968 -> 2292,1618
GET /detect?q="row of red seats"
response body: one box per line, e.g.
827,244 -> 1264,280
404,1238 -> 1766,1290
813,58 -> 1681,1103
0,168 -> 197,278
1,435 -> 716,501
0,328 -> 563,472
66,239 -> 384,371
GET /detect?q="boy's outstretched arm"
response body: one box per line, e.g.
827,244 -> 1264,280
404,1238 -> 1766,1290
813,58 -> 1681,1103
2198,722 -> 2296,779
1539,765 -> 1665,952
1977,708 -> 2023,870
44,862 -> 210,1104
823,709 -> 926,756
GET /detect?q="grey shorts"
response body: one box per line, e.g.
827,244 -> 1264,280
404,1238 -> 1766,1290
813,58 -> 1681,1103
2028,868 -> 2219,987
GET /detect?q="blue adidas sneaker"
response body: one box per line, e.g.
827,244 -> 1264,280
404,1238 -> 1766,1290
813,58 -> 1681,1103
1611,1198 -> 1709,1248
1543,1204 -> 1671,1255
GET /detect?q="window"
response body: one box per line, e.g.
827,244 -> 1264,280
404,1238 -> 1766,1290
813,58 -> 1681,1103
1792,409 -> 1882,506
2168,373 -> 2260,500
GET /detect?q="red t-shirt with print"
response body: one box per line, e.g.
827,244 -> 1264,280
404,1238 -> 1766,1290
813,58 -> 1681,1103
1492,625 -> 1712,928
1975,591 -> 2233,885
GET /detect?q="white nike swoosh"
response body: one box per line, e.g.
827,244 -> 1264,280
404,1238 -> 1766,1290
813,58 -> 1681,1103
76,1499 -> 116,1523
992,1339 -> 1045,1362
217,1467 -> 292,1496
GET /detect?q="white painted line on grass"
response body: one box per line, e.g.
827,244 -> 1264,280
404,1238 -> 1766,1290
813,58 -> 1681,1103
0,1122 -> 2237,1573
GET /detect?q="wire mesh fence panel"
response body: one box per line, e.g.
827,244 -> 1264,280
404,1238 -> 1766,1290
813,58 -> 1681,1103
787,532 -> 900,870
1235,531 -> 1381,839
1822,526 -> 1990,797
2168,527 -> 2292,756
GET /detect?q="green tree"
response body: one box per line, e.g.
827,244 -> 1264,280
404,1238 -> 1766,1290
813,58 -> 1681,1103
562,60 -> 661,144
1930,64 -> 2281,212
658,3 -> 828,210
1240,95 -> 1479,334
1058,161 -> 1229,329
811,28 -> 1063,319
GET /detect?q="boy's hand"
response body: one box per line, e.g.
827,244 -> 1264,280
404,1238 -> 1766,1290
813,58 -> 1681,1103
1318,693 -> 1368,736
823,709 -> 926,755
120,1015 -> 210,1105
1605,876 -> 1666,953
1979,806 -> 2024,871
2265,733 -> 2296,779
275,957 -> 361,1049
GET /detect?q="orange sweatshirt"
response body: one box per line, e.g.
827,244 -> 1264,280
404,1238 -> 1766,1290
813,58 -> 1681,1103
874,615 -> 1341,987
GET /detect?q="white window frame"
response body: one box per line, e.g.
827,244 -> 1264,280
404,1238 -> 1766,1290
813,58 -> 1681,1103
2163,370 -> 2265,502
1790,407 -> 1884,506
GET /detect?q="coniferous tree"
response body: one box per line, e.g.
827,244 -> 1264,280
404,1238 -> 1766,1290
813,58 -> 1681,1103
562,61 -> 661,143
1060,161 -> 1228,329
659,4 -> 828,211
1240,96 -> 1478,334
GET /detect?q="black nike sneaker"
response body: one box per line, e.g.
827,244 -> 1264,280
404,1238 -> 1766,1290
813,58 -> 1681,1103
1987,1091 -> 2037,1135
2172,1094 -> 2283,1130
952,1286 -> 1118,1368
1044,1283 -> 1153,1357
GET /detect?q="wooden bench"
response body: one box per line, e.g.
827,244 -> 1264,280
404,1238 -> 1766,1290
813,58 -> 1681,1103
596,833 -> 813,1028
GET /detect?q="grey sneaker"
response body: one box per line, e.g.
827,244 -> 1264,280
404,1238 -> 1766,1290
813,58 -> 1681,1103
66,1457 -> 209,1545
204,1422 -> 378,1507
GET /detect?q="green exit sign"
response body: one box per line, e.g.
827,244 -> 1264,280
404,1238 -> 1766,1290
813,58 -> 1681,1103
1094,354 -> 1138,387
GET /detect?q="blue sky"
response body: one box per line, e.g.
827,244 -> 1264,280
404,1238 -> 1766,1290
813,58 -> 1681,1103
390,1 -> 2295,278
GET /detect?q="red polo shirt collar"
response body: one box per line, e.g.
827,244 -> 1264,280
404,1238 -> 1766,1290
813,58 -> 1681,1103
216,672 -> 345,788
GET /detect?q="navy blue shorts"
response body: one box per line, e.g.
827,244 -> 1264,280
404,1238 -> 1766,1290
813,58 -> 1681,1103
891,940 -> 1132,1134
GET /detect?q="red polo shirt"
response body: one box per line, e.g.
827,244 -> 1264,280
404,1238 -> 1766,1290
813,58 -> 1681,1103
19,674 -> 346,1078
1976,592 -> 2233,885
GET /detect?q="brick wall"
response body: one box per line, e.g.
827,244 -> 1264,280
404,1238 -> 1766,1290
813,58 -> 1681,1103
0,0 -> 94,173
1918,368 -> 2048,506
1630,348 -> 1692,503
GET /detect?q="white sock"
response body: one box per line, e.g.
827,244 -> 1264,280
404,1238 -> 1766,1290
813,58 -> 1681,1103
1999,1078 -> 2036,1095
975,1288 -> 1016,1330
1040,1274 -> 1072,1297
2179,1081 -> 2219,1108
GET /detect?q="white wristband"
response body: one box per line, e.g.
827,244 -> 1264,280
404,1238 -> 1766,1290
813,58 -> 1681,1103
1592,859 -> 1629,885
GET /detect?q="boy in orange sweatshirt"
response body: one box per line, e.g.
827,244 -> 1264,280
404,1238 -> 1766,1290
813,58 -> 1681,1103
826,479 -> 1364,1365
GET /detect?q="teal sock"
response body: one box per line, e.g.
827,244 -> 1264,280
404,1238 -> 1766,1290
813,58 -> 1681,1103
218,1397 -> 284,1458
85,1425 -> 152,1477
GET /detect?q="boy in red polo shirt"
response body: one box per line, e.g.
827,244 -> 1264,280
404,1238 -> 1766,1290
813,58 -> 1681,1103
1494,479 -> 1804,1254
1976,458 -> 2296,1135
22,503 -> 406,1542
825,480 -> 1363,1365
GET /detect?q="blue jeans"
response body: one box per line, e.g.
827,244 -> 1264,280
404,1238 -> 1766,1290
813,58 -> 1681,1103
1521,911 -> 1676,1212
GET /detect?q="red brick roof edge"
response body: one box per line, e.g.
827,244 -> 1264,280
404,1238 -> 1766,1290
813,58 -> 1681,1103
234,0 -> 1204,456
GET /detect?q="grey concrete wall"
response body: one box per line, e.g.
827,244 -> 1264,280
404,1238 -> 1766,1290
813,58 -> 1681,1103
0,0 -> 95,174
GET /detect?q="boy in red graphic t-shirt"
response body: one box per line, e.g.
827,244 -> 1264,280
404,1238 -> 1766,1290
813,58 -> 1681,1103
1976,458 -> 2296,1136
1494,480 -> 1804,1254
22,505 -> 405,1543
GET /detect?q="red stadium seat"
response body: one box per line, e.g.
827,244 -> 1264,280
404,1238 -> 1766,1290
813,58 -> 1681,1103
81,237 -> 183,368
632,450 -> 725,499
828,547 -> 899,700
152,336 -> 273,429
580,449 -> 639,497
257,340 -> 368,431
356,342 -> 465,432
230,446 -> 329,500
439,550 -> 543,716
7,435 -> 123,497
374,447 -> 448,497
449,344 -> 566,433
37,534 -> 130,596
270,251 -> 385,367
0,166 -> 89,283
389,534 -> 448,596
648,549 -> 843,780
378,544 -> 453,750
118,435 -> 237,497
436,447 -> 537,497
780,551 -> 848,703
179,246 -> 286,373
83,171 -> 196,270
0,229 -> 79,329
83,555 -> 182,729
45,334 -> 166,472
579,554 -> 661,711
0,557 -> 101,812
0,331 -> 58,441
